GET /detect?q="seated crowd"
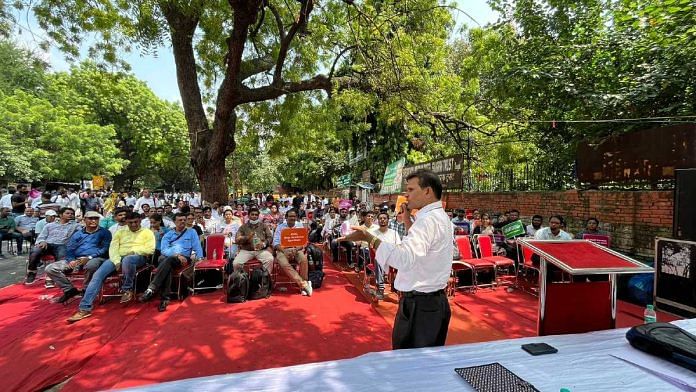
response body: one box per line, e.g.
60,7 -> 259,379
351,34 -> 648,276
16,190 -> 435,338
3,184 -> 611,323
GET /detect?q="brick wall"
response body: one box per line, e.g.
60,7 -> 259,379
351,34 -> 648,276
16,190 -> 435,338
374,190 -> 673,258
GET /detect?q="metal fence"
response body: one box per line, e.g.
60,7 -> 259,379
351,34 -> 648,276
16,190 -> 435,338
454,163 -> 675,193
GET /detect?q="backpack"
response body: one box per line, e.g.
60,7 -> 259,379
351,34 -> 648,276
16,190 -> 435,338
308,270 -> 325,289
248,266 -> 272,300
226,270 -> 249,303
306,243 -> 323,271
626,322 -> 696,371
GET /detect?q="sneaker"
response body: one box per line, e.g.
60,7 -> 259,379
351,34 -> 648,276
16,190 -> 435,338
138,289 -> 154,303
54,287 -> 79,304
45,279 -> 55,289
67,310 -> 92,323
301,281 -> 313,297
119,290 -> 134,304
24,271 -> 37,285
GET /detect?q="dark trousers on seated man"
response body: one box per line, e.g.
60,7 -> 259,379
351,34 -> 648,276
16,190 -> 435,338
149,255 -> 190,299
0,230 -> 23,255
331,240 -> 354,265
28,243 -> 67,270
392,290 -> 451,350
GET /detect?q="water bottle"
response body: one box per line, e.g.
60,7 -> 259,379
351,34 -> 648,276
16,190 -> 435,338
644,304 -> 657,323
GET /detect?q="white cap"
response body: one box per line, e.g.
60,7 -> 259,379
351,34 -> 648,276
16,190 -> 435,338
45,210 -> 58,216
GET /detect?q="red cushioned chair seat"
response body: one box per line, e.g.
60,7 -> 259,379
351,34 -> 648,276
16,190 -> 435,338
195,259 -> 226,269
461,258 -> 495,268
484,255 -> 514,266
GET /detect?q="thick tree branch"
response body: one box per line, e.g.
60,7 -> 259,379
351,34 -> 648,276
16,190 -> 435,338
160,4 -> 208,140
273,0 -> 314,83
267,3 -> 286,41
240,55 -> 275,80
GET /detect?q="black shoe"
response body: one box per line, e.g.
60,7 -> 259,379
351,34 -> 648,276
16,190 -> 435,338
24,271 -> 37,285
55,287 -> 79,304
138,289 -> 154,302
0,254 -> 5,259
158,299 -> 169,312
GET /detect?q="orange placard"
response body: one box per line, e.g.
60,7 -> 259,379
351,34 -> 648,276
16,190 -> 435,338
395,195 -> 408,214
280,227 -> 309,248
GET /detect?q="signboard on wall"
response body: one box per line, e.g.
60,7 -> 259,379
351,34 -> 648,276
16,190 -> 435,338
655,237 -> 696,317
336,174 -> 352,188
380,158 -> 405,195
401,154 -> 464,190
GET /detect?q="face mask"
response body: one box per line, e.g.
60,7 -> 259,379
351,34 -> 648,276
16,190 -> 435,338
248,219 -> 260,225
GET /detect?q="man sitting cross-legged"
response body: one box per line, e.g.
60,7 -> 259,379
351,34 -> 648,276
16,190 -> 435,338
139,212 -> 203,312
45,211 -> 111,304
233,207 -> 274,272
67,212 -> 155,323
26,207 -> 78,285
272,209 -> 312,296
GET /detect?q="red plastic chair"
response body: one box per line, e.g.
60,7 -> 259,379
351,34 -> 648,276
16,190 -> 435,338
455,235 -> 495,289
475,234 -> 515,283
191,233 -> 227,294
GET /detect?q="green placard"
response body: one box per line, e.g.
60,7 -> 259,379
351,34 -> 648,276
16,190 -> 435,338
502,220 -> 526,239
336,174 -> 352,188
380,158 -> 405,195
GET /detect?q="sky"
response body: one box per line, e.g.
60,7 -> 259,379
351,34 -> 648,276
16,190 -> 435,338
16,0 -> 497,103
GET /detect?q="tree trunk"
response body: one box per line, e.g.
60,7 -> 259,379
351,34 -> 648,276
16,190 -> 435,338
194,159 -> 228,204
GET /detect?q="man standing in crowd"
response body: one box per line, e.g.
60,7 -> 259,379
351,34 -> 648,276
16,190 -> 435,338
340,170 -> 452,350
68,212 -> 154,322
135,189 -> 157,213
0,207 -> 23,258
11,184 -> 29,216
574,217 -> 608,239
45,211 -> 111,304
0,186 -> 14,210
273,209 -> 313,297
234,207 -> 274,272
26,207 -> 78,285
140,212 -> 202,311
370,211 -> 402,300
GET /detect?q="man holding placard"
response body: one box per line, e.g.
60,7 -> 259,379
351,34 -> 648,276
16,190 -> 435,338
273,209 -> 313,296
339,170 -> 452,350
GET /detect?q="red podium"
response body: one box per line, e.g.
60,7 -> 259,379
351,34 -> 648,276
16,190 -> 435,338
517,239 -> 653,336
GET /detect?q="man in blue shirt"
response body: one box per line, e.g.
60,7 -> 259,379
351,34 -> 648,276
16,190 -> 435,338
139,212 -> 202,311
45,211 -> 112,303
273,209 -> 312,296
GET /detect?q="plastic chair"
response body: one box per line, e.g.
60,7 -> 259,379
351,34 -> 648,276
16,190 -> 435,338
191,233 -> 227,294
475,234 -> 516,284
455,235 -> 495,289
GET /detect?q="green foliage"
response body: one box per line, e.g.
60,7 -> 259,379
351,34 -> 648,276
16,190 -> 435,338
47,62 -> 192,189
0,89 -> 125,180
0,39 -> 48,94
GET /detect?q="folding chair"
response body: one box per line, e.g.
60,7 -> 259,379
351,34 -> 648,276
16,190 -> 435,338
191,233 -> 227,294
455,235 -> 495,290
99,263 -> 151,304
448,261 -> 474,297
474,234 -> 516,285
151,256 -> 193,300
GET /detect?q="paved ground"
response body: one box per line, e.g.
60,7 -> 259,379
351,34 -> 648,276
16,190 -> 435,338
0,253 -> 28,288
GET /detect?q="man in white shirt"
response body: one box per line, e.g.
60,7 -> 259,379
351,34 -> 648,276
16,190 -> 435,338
125,192 -> 137,207
526,214 -> 544,237
371,211 -> 402,299
0,187 -> 14,209
534,215 -> 572,240
109,208 -> 129,235
135,189 -> 157,213
340,170 -> 452,350
188,192 -> 201,208
338,209 -> 357,267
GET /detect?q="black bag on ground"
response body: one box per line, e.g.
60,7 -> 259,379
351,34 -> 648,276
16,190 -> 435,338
248,266 -> 272,300
306,243 -> 324,271
626,322 -> 696,371
226,270 -> 249,303
308,270 -> 325,289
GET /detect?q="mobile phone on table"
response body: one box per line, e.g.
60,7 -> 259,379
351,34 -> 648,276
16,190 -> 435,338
521,343 -> 558,356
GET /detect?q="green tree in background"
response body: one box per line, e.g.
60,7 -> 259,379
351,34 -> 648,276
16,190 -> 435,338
0,90 -> 125,181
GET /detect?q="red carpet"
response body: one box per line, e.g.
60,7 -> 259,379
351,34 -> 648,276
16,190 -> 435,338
452,287 -> 681,338
0,260 -> 391,392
